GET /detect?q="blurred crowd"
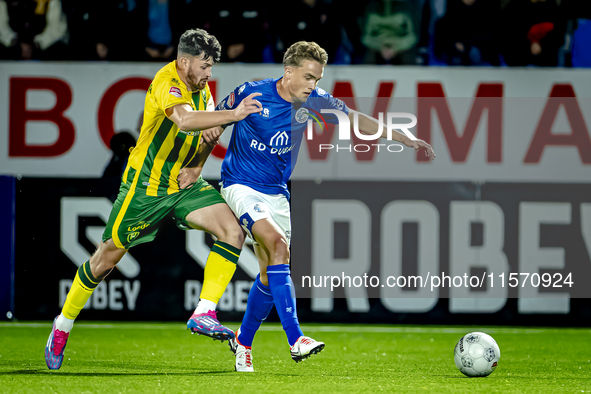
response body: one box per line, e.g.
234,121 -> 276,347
1,0 -> 590,67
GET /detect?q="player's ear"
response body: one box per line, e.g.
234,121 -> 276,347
178,54 -> 188,69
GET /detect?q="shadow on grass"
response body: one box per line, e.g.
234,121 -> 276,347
0,369 -> 234,377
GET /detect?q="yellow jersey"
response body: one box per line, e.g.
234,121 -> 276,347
123,61 -> 213,196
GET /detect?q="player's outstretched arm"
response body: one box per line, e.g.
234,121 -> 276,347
349,110 -> 436,160
166,92 -> 262,131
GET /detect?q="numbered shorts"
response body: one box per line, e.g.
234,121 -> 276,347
220,183 -> 291,245
103,176 -> 225,249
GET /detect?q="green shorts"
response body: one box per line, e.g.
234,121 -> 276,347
103,176 -> 225,249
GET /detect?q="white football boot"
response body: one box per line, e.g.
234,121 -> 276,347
290,336 -> 325,363
229,334 -> 254,372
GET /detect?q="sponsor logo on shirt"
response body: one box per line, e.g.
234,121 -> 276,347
270,130 -> 289,146
169,86 -> 182,98
128,221 -> 151,232
179,130 -> 201,137
250,130 -> 293,155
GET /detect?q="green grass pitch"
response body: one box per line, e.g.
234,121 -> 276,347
0,322 -> 590,393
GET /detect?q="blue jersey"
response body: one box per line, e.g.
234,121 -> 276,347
216,77 -> 348,199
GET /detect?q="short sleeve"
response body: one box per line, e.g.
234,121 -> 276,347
153,80 -> 192,113
216,82 -> 249,111
323,96 -> 349,124
309,87 -> 349,125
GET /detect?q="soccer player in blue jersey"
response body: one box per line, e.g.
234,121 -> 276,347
209,41 -> 435,372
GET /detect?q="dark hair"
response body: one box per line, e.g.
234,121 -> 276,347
283,41 -> 328,68
178,29 -> 221,63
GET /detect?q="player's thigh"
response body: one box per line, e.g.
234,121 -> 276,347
184,202 -> 242,238
89,238 -> 128,275
221,184 -> 287,241
103,184 -> 167,249
251,218 -> 289,257
173,178 -> 243,240
251,193 -> 291,256
269,195 -> 291,246
94,238 -> 127,261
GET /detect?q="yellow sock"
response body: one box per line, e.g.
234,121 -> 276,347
200,241 -> 240,304
62,261 -> 100,320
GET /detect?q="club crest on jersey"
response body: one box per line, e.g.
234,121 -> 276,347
169,86 -> 182,98
295,107 -> 309,123
228,92 -> 235,107
127,232 -> 140,242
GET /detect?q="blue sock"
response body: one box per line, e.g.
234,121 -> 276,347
237,274 -> 274,347
266,264 -> 303,346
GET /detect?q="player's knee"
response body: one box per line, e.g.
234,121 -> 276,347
268,234 -> 289,264
89,243 -> 124,279
89,254 -> 116,279
217,222 -> 245,248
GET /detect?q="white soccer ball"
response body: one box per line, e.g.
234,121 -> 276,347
454,332 -> 500,377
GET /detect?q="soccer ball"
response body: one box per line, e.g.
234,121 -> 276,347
454,332 -> 500,377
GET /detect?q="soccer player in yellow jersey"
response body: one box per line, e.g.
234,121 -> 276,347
45,29 -> 263,370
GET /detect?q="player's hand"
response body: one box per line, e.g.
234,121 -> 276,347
233,92 -> 263,121
404,138 -> 436,160
202,126 -> 223,146
178,167 -> 201,189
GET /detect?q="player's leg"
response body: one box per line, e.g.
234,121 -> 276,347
230,244 -> 273,372
46,184 -> 161,370
252,218 -> 325,362
46,239 -> 127,369
238,244 -> 273,346
61,239 -> 127,325
180,190 -> 245,341
251,219 -> 301,339
221,184 -> 324,362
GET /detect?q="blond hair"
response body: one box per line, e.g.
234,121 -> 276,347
283,41 -> 328,68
